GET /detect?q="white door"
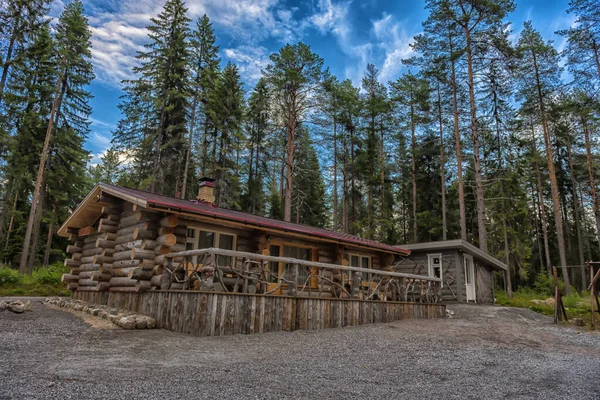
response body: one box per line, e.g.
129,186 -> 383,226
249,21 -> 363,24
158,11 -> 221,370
464,255 -> 476,302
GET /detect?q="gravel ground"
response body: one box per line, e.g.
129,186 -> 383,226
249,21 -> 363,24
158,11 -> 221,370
1,297 -> 599,400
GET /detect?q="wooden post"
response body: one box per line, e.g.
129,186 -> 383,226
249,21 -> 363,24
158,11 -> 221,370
287,263 -> 298,296
161,256 -> 173,290
552,266 -> 559,324
351,271 -> 362,298
592,264 -> 596,331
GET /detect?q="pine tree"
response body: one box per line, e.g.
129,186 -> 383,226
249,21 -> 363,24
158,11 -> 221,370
359,64 -> 388,240
437,0 -> 516,252
264,43 -> 324,222
516,21 -> 571,294
390,71 -> 431,243
558,0 -> 600,87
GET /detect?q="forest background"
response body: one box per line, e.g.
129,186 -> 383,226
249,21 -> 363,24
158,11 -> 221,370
1,0 -> 600,298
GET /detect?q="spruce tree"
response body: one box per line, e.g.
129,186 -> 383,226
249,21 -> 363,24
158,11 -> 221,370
19,0 -> 94,273
135,0 -> 190,195
210,62 -> 245,209
182,14 -> 220,198
243,78 -> 271,215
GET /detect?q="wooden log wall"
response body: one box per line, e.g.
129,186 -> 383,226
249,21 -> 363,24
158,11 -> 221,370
73,291 -> 445,337
62,204 -> 121,292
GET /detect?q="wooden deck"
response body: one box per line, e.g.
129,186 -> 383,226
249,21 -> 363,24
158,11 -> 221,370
73,291 -> 446,336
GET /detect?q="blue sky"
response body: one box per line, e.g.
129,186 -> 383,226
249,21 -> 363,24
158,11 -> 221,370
50,0 -> 574,164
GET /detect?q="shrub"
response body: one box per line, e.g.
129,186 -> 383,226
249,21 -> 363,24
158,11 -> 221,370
533,272 -> 563,297
31,263 -> 68,285
0,266 -> 22,286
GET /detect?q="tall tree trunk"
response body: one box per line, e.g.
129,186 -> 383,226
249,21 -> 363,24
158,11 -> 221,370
567,132 -> 587,290
27,183 -> 46,274
530,185 -> 544,274
42,205 -> 56,267
350,127 -> 356,234
582,116 -> 600,245
151,108 -> 166,194
0,11 -> 21,97
3,191 -> 18,250
449,31 -> 467,242
532,122 -> 552,274
333,116 -> 338,230
410,89 -> 417,243
19,76 -> 62,274
437,83 -> 447,241
503,218 -> 512,297
532,51 -> 571,294
284,122 -> 294,222
181,88 -> 199,198
464,28 -> 487,252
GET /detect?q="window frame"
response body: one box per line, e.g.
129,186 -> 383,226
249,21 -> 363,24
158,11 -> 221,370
186,228 -> 237,266
427,253 -> 443,287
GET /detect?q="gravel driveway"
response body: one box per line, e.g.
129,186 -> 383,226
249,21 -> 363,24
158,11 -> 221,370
1,297 -> 599,399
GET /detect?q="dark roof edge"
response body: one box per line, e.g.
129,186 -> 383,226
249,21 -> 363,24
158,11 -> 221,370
397,239 -> 507,271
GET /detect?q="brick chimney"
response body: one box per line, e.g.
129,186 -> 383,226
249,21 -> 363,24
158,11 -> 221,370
197,177 -> 215,204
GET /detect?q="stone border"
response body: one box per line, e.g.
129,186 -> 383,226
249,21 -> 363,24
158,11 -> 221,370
44,297 -> 156,330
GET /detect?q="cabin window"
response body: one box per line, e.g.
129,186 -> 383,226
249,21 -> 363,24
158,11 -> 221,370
186,228 -> 236,267
349,254 -> 371,269
267,243 -> 313,286
348,254 -> 372,287
427,253 -> 443,287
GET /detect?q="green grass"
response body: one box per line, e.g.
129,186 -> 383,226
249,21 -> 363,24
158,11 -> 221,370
0,263 -> 71,297
496,288 -> 595,329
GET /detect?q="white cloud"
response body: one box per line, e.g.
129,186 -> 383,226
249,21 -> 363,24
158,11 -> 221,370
223,46 -> 271,83
372,14 -> 415,82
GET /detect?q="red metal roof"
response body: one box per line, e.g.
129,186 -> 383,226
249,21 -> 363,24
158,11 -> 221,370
100,183 -> 409,255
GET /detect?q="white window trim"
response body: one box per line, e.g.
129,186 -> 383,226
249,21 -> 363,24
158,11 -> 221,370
463,254 -> 476,303
427,253 -> 443,287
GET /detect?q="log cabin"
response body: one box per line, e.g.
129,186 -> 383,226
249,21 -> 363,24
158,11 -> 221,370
57,179 -> 445,336
396,240 -> 508,304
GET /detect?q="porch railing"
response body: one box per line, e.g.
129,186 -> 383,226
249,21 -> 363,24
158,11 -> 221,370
162,248 -> 443,303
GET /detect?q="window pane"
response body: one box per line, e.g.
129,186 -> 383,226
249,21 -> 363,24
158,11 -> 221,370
218,234 -> 234,250
361,257 -> 370,269
217,234 -> 234,267
268,245 -> 280,283
198,231 -> 214,249
350,255 -> 359,267
187,229 -> 195,239
283,246 -> 310,284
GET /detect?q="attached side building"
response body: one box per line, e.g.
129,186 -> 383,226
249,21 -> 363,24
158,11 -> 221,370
396,240 -> 507,304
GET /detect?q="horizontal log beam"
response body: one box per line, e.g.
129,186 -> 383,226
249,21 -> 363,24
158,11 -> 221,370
166,248 -> 442,282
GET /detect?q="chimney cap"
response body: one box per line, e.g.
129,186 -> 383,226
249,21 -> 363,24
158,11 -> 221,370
199,177 -> 215,187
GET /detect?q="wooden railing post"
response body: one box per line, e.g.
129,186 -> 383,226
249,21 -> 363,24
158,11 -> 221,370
200,252 -> 215,291
287,262 -> 298,296
160,256 -> 173,290
351,271 -> 362,298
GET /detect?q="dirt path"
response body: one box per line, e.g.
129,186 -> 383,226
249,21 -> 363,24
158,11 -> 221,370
1,298 -> 599,399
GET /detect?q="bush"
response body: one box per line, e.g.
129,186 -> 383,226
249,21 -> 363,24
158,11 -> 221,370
31,263 -> 68,285
0,266 -> 22,286
533,272 -> 563,297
